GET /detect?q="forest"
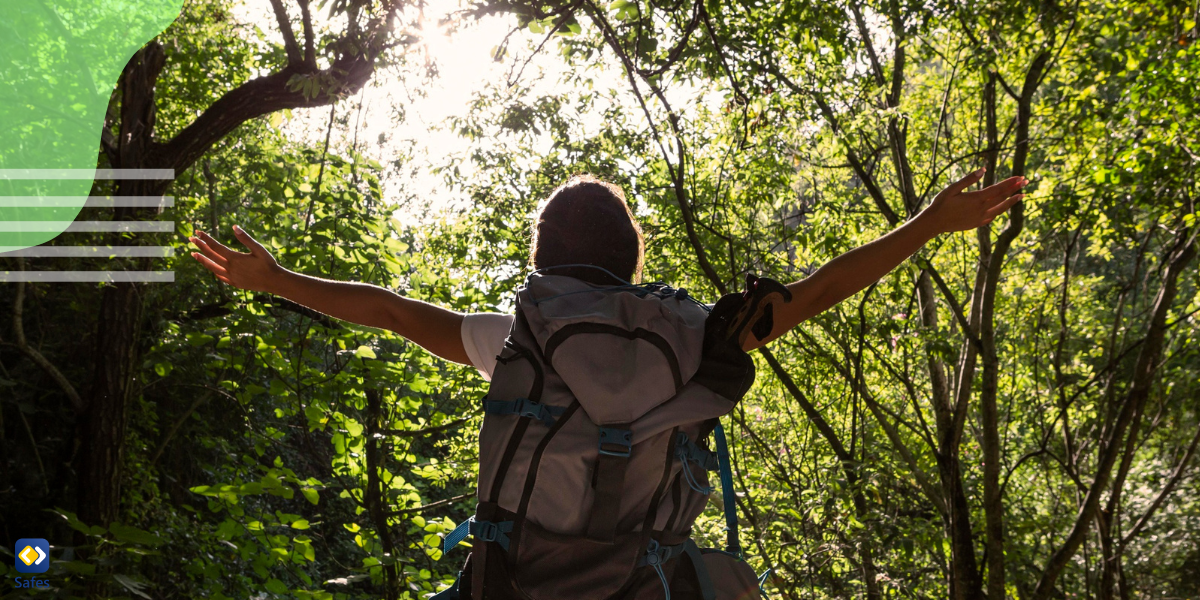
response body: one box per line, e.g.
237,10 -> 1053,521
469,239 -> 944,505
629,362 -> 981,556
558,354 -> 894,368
0,0 -> 1197,598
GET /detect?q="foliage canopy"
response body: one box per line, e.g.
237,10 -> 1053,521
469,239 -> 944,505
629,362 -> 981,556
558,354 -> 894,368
1,0 -> 1197,599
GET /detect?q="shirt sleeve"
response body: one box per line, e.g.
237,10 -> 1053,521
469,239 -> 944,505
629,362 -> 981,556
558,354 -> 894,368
460,312 -> 516,381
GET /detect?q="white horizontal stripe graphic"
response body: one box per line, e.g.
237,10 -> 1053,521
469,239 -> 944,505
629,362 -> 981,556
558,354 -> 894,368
0,196 -> 174,208
0,221 -> 174,232
0,169 -> 174,180
0,271 -> 175,282
0,246 -> 175,257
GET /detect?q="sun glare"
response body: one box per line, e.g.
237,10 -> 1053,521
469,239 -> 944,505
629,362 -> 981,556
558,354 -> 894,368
227,0 -> 700,220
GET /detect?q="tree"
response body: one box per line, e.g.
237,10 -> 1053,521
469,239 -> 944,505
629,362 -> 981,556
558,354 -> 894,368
447,0 -> 1200,597
3,0 -> 1196,598
80,0 -> 411,532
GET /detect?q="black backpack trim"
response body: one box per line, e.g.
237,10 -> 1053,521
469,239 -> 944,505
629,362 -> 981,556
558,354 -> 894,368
543,323 -> 684,391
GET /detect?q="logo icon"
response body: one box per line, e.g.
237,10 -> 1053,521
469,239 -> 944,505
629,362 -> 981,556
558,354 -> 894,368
15,539 -> 49,573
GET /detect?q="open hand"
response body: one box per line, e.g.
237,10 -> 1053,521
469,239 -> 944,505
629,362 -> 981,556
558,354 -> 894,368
188,225 -> 280,292
924,168 -> 1028,234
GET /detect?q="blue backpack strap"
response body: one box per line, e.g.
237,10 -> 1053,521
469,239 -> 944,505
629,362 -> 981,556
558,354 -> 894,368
713,422 -> 741,556
443,516 -> 513,554
431,571 -> 463,600
443,517 -> 474,554
757,567 -> 775,599
484,397 -> 565,427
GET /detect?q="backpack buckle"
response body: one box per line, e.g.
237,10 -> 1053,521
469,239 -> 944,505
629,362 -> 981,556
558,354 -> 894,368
468,518 -> 512,551
675,432 -> 719,471
485,397 -> 562,427
475,521 -> 499,542
513,397 -> 543,421
598,427 -> 633,457
642,539 -> 672,566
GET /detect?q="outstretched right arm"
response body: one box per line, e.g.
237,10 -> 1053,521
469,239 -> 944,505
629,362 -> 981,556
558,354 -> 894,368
188,225 -> 470,365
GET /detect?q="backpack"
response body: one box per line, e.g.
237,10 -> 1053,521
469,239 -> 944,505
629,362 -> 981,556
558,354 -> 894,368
436,269 -> 790,600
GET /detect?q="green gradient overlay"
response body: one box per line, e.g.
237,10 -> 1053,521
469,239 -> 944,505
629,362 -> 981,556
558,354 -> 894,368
0,0 -> 183,250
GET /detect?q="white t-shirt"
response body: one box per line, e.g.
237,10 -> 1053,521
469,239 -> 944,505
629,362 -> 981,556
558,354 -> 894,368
460,312 -> 516,381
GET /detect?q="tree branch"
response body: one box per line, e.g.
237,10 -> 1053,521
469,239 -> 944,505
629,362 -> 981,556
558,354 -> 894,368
583,0 -> 727,292
847,0 -> 886,88
385,493 -> 473,517
759,347 -> 851,461
1032,227 -> 1196,600
379,417 -> 470,438
765,64 -> 900,226
149,392 -> 212,468
268,0 -> 302,66
297,0 -> 317,68
7,272 -> 84,412
1120,421 -> 1200,545
151,1 -> 405,179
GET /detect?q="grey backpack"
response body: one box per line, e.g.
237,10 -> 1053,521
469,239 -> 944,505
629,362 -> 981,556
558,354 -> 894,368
437,269 -> 790,600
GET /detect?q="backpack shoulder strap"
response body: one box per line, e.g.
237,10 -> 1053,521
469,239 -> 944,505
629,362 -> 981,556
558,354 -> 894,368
712,421 -> 740,557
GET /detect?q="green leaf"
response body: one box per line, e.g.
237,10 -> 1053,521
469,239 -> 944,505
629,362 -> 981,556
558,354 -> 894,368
298,540 -> 316,561
265,578 -> 289,594
301,487 -> 320,505
354,345 -> 376,359
109,523 -> 166,547
50,509 -> 106,536
112,574 -> 153,600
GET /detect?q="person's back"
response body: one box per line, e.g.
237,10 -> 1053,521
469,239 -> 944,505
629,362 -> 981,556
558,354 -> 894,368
452,270 -> 771,599
189,169 -> 1027,598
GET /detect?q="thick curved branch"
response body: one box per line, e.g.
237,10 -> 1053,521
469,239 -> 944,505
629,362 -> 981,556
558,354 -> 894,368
151,1 -> 403,178
154,58 -> 364,175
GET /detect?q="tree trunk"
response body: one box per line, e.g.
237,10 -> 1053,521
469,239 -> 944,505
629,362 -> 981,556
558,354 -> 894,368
914,270 -> 981,600
366,389 -> 400,600
76,42 -> 167,531
72,0 -> 398,533
77,281 -> 144,528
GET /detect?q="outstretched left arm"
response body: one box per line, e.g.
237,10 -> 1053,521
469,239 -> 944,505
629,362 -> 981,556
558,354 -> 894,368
743,168 -> 1027,351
